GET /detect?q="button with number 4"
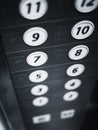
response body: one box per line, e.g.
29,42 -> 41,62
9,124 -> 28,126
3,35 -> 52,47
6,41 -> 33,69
71,20 -> 95,40
63,91 -> 79,101
66,64 -> 85,77
29,70 -> 48,83
23,27 -> 48,46
19,0 -> 48,20
31,85 -> 48,96
64,79 -> 81,90
26,51 -> 48,67
68,45 -> 89,60
32,97 -> 49,107
75,0 -> 98,13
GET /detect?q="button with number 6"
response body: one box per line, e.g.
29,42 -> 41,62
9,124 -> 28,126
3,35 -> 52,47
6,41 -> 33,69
71,20 -> 95,40
19,0 -> 48,20
26,51 -> 48,67
29,70 -> 48,83
23,27 -> 48,46
66,64 -> 85,77
75,0 -> 98,13
68,45 -> 89,60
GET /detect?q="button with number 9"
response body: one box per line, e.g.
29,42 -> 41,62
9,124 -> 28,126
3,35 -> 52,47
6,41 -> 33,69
71,20 -> 95,40
19,0 -> 48,20
23,27 -> 48,46
68,45 -> 89,60
66,64 -> 85,77
75,0 -> 98,13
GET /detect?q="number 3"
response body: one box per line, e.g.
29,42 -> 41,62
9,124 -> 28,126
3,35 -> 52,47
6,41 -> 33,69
75,0 -> 98,13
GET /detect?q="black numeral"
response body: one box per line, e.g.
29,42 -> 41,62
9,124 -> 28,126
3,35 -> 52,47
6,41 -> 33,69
75,49 -> 82,56
34,56 -> 41,63
72,68 -> 78,73
76,26 -> 90,35
81,0 -> 95,7
32,33 -> 40,41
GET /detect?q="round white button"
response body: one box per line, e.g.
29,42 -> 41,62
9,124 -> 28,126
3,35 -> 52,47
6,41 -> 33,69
66,64 -> 85,77
29,70 -> 48,83
71,20 -> 95,40
63,91 -> 79,101
31,85 -> 48,96
64,79 -> 82,90
32,97 -> 48,107
26,51 -> 48,67
19,0 -> 48,20
23,27 -> 48,46
68,45 -> 89,60
75,0 -> 98,13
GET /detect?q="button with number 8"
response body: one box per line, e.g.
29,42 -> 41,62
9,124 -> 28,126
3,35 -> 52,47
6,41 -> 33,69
75,0 -> 98,13
66,64 -> 85,77
19,0 -> 48,20
23,27 -> 48,46
71,20 -> 95,40
68,45 -> 89,60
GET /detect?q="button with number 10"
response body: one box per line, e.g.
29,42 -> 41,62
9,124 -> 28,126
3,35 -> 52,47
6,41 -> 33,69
71,20 -> 95,40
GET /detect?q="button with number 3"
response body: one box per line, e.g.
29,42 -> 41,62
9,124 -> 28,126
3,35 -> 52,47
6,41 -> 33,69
71,20 -> 95,40
29,70 -> 48,83
75,0 -> 98,13
66,64 -> 85,77
68,45 -> 89,60
19,0 -> 48,20
26,51 -> 48,67
31,85 -> 48,96
23,27 -> 48,46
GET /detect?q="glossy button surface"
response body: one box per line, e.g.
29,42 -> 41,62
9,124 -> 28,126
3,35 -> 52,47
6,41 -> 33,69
32,114 -> 51,124
60,109 -> 75,119
32,97 -> 49,107
75,0 -> 98,13
71,20 -> 95,40
68,45 -> 89,60
64,79 -> 81,90
29,70 -> 48,83
19,0 -> 48,20
31,85 -> 48,96
63,91 -> 79,101
66,64 -> 85,77
26,51 -> 48,67
23,27 -> 48,46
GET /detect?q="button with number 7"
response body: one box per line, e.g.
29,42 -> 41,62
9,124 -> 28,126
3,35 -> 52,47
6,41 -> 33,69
26,51 -> 48,67
68,45 -> 89,60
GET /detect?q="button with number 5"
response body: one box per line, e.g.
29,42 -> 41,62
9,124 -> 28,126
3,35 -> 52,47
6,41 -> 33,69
29,70 -> 48,83
71,20 -> 95,40
66,64 -> 85,77
23,27 -> 48,46
19,0 -> 48,20
68,45 -> 89,60
26,51 -> 48,67
75,0 -> 98,13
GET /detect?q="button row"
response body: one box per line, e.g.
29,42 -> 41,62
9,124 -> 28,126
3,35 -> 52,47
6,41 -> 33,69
19,0 -> 98,20
32,109 -> 75,124
23,20 -> 94,47
30,79 -> 81,96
